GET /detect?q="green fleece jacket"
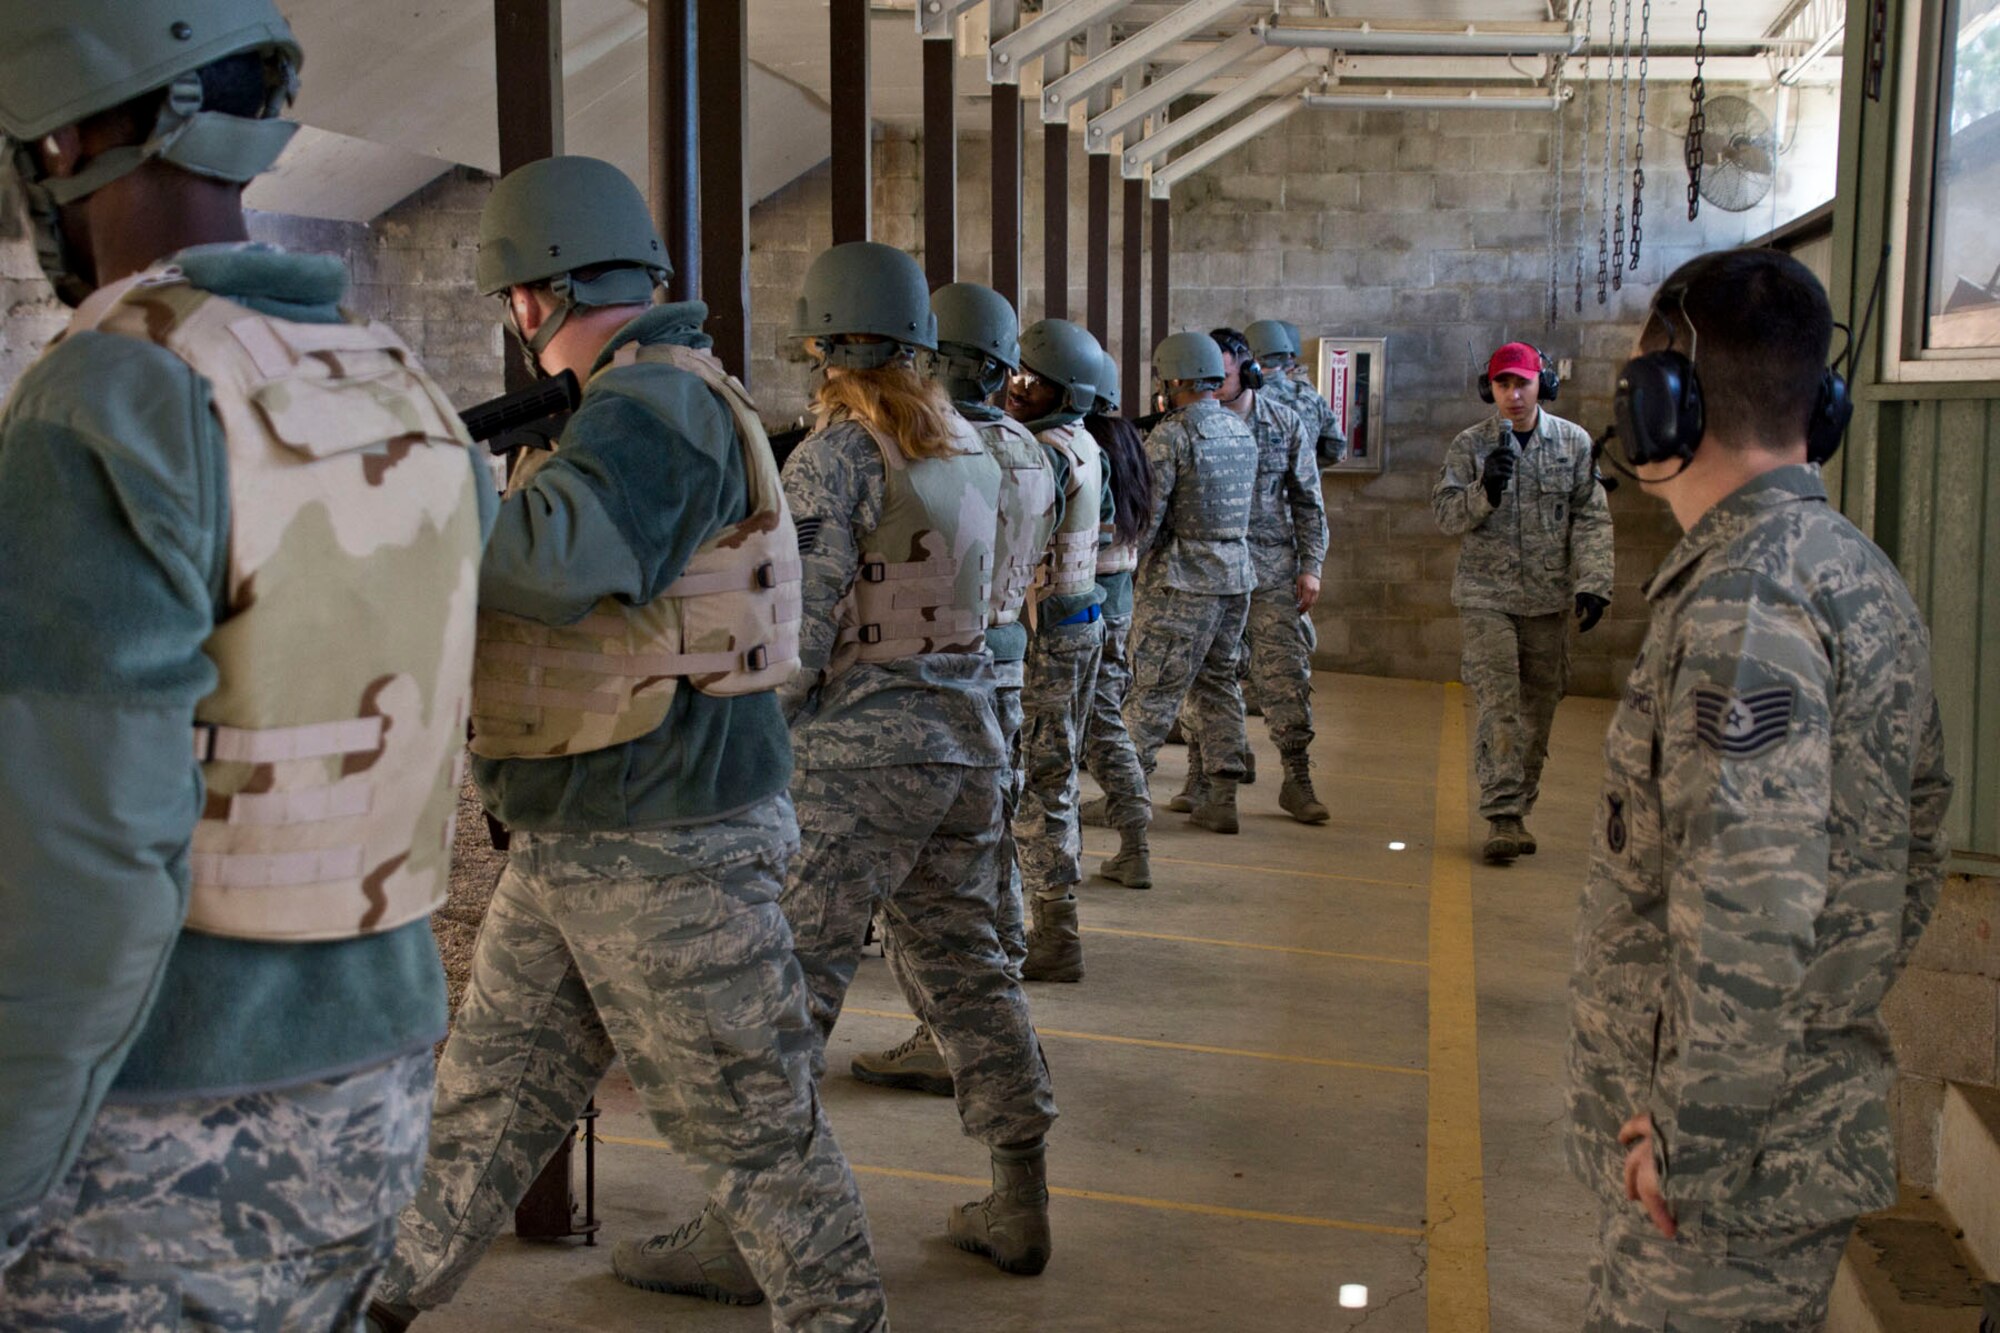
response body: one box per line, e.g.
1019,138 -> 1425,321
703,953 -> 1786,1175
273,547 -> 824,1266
470,303 -> 792,830
0,245 -> 497,1234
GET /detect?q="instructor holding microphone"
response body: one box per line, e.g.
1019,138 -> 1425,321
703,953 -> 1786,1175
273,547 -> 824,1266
1432,343 -> 1613,863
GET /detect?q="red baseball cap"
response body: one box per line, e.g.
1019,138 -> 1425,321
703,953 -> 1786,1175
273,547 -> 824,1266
1486,342 -> 1543,383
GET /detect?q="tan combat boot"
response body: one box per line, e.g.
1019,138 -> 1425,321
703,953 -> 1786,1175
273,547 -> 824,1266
851,1024 -> 955,1097
1078,795 -> 1110,828
1167,739 -> 1206,813
612,1204 -> 764,1305
1278,748 -> 1330,825
1483,817 -> 1529,863
1096,827 -> 1152,889
948,1140 -> 1053,1276
1190,777 -> 1241,834
1021,894 -> 1084,982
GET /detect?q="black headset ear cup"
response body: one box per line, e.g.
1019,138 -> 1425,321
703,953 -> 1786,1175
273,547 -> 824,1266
1806,368 -> 1852,465
1540,353 -> 1561,402
1477,372 -> 1495,404
1241,357 -> 1264,391
1614,350 -> 1705,466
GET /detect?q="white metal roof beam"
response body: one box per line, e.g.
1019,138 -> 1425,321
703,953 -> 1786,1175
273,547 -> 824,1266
989,0 -> 1139,84
1259,21 -> 1584,56
1122,48 -> 1317,177
1304,88 -> 1570,111
916,0 -> 984,39
1039,0 -> 1243,123
1150,93 -> 1303,196
1084,28 -> 1259,152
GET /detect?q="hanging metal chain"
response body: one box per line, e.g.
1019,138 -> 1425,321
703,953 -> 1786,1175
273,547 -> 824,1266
1575,0 -> 1594,313
1548,59 -> 1567,327
1597,0 -> 1615,304
1629,0 -> 1650,265
1686,0 -> 1707,219
1611,0 -> 1632,291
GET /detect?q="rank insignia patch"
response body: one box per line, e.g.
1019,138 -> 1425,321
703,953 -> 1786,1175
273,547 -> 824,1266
1692,685 -> 1794,758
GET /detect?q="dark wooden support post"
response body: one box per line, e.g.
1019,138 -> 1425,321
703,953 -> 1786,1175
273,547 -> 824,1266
648,0 -> 698,303
1085,153 -> 1110,344
1150,194 -> 1170,359
698,0 -> 750,383
1041,46 -> 1068,320
830,0 -> 871,244
493,0 -> 564,394
1121,175 -> 1143,414
989,1 -> 1021,308
922,36 -> 956,288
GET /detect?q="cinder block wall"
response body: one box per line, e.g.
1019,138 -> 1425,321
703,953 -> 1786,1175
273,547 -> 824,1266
1886,873 -> 2000,1186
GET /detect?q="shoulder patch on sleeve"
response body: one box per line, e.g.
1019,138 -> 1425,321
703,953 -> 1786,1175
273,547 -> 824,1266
1692,685 -> 1794,758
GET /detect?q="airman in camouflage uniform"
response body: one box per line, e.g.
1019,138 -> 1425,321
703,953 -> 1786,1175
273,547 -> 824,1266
0,6 -> 494,1328
1123,333 -> 1259,834
1212,329 -> 1331,825
1566,248 -> 1953,1331
369,164 -> 885,1333
1433,342 -> 1613,861
637,243 -> 1060,1290
1246,318 -> 1348,466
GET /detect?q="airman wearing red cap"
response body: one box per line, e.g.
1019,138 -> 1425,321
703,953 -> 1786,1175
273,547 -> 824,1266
1432,343 -> 1614,862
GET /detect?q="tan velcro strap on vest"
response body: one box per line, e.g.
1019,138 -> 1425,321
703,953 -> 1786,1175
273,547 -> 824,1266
192,844 -> 367,890
194,716 -> 386,764
474,678 -> 624,715
665,554 -> 804,600
219,781 -> 376,827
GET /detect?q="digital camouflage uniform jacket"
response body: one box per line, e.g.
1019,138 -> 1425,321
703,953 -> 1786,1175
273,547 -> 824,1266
1242,391 -> 1329,591
1264,373 -> 1347,467
1566,465 -> 1953,1233
1137,400 -> 1257,595
1431,410 -> 1613,615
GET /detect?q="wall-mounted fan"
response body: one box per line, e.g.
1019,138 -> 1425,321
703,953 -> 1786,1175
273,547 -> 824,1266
1686,95 -> 1777,212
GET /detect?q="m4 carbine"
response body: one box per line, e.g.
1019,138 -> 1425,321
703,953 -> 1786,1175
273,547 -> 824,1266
458,370 -> 581,453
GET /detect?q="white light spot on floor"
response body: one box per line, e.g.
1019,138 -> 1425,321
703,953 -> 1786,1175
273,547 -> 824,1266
1339,1284 -> 1369,1308
1387,841 -> 1407,851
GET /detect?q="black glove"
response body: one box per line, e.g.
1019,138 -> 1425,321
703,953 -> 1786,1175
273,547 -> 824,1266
1480,446 -> 1516,507
1575,592 -> 1609,633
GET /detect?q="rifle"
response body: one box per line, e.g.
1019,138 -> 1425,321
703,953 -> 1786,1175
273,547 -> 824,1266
458,369 -> 581,454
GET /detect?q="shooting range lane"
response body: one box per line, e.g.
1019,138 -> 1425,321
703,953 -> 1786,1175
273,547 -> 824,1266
406,673 -> 1614,1332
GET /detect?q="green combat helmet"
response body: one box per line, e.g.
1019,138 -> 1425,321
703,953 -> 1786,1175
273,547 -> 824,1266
1018,318 -> 1102,418
930,280 -> 1020,400
1244,318 -> 1301,362
793,240 -> 937,371
1153,330 -> 1226,387
0,0 -> 303,305
478,155 -> 670,360
1094,347 -> 1121,416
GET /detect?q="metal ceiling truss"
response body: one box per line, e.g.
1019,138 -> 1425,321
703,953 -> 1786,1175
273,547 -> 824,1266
915,0 -> 983,40
988,0 -> 1138,83
1121,47 -> 1320,176
1149,92 -> 1303,195
1084,28 -> 1261,151
1040,0 -> 1244,123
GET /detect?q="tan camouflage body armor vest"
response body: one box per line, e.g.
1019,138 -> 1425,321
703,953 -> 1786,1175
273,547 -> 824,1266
972,414 -> 1058,630
1032,423 -> 1103,608
831,412 -> 1002,670
470,343 -> 802,760
69,269 -> 484,942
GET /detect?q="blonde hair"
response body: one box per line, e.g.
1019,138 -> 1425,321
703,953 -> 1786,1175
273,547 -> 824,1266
813,360 -> 962,460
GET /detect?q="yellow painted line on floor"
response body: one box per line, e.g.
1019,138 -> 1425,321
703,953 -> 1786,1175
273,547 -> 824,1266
1078,924 -> 1428,969
843,1006 -> 1426,1079
1087,851 -> 1426,893
1427,683 -> 1491,1332
595,1133 -> 1422,1239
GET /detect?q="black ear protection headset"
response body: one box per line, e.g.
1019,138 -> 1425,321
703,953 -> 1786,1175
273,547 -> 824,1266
1610,273 -> 1855,474
1477,349 -> 1561,403
1210,330 -> 1264,392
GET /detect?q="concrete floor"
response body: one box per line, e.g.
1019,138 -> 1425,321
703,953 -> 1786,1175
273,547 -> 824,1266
415,673 -> 1611,1331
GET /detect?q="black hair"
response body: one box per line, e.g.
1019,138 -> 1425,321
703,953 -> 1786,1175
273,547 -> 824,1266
1084,412 -> 1153,547
1209,327 -> 1252,362
1643,247 -> 1834,453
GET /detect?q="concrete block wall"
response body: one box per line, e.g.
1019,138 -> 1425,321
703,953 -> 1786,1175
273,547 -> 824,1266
1885,872 -> 2000,1187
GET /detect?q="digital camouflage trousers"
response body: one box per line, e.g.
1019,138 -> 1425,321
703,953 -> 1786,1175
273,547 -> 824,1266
1082,611 -> 1151,831
1124,587 -> 1251,784
786,762 -> 1058,1148
1585,1205 -> 1854,1332
1460,608 -> 1570,820
1016,618 -> 1104,902
0,1051 -> 432,1333
377,798 -> 887,1333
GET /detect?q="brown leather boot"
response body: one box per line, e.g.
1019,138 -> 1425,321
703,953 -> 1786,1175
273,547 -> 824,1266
1021,894 -> 1083,982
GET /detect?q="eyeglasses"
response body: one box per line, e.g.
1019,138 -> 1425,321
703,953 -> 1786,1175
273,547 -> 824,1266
1006,367 -> 1052,391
